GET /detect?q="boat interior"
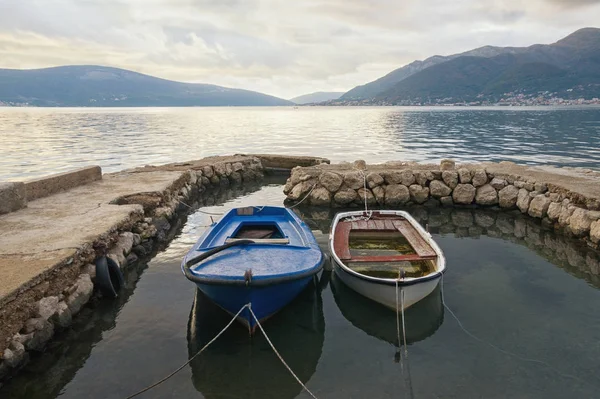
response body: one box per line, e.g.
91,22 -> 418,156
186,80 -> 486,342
334,212 -> 438,279
223,207 -> 291,245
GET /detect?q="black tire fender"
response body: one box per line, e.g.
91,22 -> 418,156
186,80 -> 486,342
95,256 -> 125,298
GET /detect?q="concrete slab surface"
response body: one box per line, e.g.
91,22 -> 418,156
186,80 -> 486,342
0,169 -> 185,304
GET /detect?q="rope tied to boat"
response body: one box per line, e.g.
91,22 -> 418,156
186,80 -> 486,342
395,271 -> 415,398
123,301 -> 320,399
123,303 -> 250,399
439,273 -> 599,391
247,304 -> 320,399
395,270 -> 408,356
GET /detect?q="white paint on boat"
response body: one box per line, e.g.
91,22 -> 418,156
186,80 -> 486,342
329,210 -> 447,311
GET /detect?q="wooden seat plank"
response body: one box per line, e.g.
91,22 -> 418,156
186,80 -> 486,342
333,221 -> 352,260
393,220 -> 437,257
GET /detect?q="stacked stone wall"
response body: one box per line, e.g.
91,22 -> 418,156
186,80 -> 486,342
284,160 -> 600,249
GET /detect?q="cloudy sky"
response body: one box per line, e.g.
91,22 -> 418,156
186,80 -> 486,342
0,0 -> 599,99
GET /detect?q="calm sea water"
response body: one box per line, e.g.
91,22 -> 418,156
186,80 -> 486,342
1,106 -> 599,181
2,180 -> 599,399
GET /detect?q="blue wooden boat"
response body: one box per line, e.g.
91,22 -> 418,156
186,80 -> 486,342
182,206 -> 324,332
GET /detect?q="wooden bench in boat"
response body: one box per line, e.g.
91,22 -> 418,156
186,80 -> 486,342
334,214 -> 436,262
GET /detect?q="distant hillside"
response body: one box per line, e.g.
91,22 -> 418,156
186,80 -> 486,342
0,66 -> 292,107
340,27 -> 600,104
290,91 -> 344,104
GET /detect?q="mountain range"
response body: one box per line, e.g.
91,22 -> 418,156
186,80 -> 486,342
290,91 -> 344,104
1,28 -> 598,107
0,66 -> 292,107
338,27 -> 600,105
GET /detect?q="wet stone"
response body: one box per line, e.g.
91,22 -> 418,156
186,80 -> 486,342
517,189 -> 532,213
498,186 -> 519,209
320,172 -> 344,192
384,184 -> 410,206
569,208 -> 594,237
591,220 -> 600,244
452,184 -> 476,205
547,202 -> 561,221
430,180 -> 452,198
344,171 -> 365,190
357,188 -> 377,206
442,171 -> 459,189
440,159 -> 455,170
400,170 -> 416,186
528,195 -> 551,219
457,168 -> 472,184
310,187 -> 332,206
372,186 -> 385,205
472,169 -> 488,187
475,184 -> 498,206
409,185 -> 429,204
490,178 -> 507,190
288,181 -> 313,201
334,189 -> 358,205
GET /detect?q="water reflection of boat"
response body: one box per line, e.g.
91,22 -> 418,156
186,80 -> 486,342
187,278 -> 325,399
331,272 -> 443,346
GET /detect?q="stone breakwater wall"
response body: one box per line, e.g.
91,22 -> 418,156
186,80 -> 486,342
284,160 -> 600,249
0,156 -> 265,381
295,206 -> 600,288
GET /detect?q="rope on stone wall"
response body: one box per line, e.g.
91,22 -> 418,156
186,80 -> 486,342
286,184 -> 316,209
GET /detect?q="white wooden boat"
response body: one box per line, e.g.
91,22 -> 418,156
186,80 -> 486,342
329,210 -> 446,311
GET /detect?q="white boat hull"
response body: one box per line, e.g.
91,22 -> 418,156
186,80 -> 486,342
329,210 -> 446,311
333,262 -> 441,310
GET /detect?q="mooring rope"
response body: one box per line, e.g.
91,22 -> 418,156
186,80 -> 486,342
439,274 -> 599,390
124,304 -> 249,399
248,304 -> 319,399
395,278 -> 408,355
177,199 -> 225,215
287,183 -> 316,209
395,276 -> 415,399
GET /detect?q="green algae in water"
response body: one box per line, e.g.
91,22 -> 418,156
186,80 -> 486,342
349,232 -> 415,256
348,260 -> 436,279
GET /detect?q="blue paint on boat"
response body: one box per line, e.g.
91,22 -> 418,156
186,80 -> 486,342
181,206 -> 324,331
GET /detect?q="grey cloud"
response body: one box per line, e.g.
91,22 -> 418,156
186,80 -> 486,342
546,0 -> 600,5
0,0 -> 598,98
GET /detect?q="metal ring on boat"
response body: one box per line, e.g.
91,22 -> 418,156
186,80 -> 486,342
183,240 -> 325,287
95,255 -> 125,298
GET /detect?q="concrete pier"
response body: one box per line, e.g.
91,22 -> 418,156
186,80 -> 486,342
0,154 -> 323,380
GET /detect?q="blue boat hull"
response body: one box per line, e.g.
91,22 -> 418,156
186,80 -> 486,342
196,275 -> 314,332
182,206 -> 324,332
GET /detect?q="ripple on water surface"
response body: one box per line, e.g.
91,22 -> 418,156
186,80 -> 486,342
1,106 -> 599,180
1,182 -> 599,399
